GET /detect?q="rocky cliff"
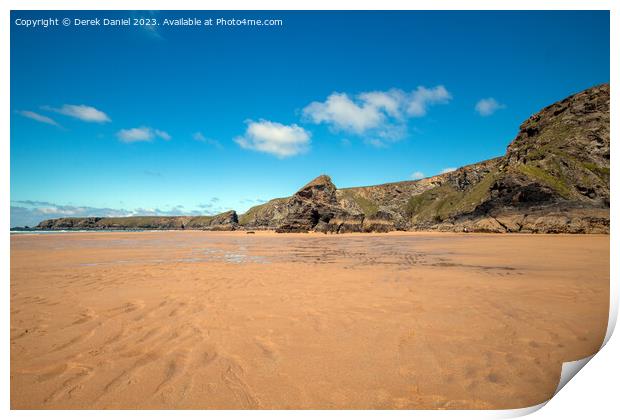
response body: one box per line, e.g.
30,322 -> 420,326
36,83 -> 609,233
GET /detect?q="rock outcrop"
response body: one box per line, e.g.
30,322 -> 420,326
35,83 -> 609,234
37,211 -> 238,231
274,175 -> 345,233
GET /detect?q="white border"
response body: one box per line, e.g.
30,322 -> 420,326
2,1 -> 616,419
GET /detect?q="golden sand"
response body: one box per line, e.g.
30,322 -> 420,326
10,231 -> 609,409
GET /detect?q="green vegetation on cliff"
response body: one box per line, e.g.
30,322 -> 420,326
405,171 -> 498,223
340,190 -> 379,217
516,164 -> 572,198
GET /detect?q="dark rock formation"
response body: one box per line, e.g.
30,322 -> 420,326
184,211 -> 238,230
275,175 -> 347,233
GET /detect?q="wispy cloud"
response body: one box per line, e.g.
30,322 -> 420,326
17,110 -> 60,126
12,200 -> 57,207
196,198 -> 229,215
197,197 -> 221,208
117,127 -> 171,143
142,24 -> 163,40
411,171 -> 425,180
11,202 -> 130,228
440,167 -> 457,174
302,85 -> 451,147
193,132 -> 207,142
239,198 -> 266,205
235,120 -> 311,158
131,11 -> 164,40
193,132 -> 223,149
44,104 -> 111,123
154,129 -> 171,141
365,138 -> 389,148
475,98 -> 506,116
407,86 -> 452,117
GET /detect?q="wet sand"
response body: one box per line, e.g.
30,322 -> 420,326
10,231 -> 609,409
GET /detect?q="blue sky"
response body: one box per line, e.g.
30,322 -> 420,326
10,10 -> 609,227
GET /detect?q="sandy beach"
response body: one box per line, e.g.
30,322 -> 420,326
10,231 -> 609,409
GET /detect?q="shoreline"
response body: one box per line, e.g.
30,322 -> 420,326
10,228 -> 611,236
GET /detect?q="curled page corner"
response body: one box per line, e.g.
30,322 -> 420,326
492,352 -> 601,418
602,292 -> 618,347
553,355 -> 595,396
492,401 -> 547,418
521,287 -> 619,414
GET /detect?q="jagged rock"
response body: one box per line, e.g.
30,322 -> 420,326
494,215 -> 525,232
471,218 -> 506,233
527,215 -> 572,233
275,175 -> 348,233
186,210 -> 239,231
238,197 -> 288,230
327,213 -> 365,233
362,210 -> 397,233
313,220 -> 330,233
37,217 -> 103,230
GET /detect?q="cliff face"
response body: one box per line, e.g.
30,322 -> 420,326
36,83 -> 609,234
240,83 -> 610,234
445,82 -> 610,233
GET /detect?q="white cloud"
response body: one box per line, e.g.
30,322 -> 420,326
357,90 -> 405,119
46,104 -> 111,123
411,171 -> 425,180
17,110 -> 59,126
440,167 -> 457,174
117,127 -> 171,143
302,85 -> 451,147
475,98 -> 506,116
407,85 -> 452,117
234,120 -> 311,158
303,93 -> 383,134
117,127 -> 152,142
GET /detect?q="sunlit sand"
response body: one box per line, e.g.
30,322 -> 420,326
10,231 -> 609,409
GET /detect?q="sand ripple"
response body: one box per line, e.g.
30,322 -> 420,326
10,231 -> 609,409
